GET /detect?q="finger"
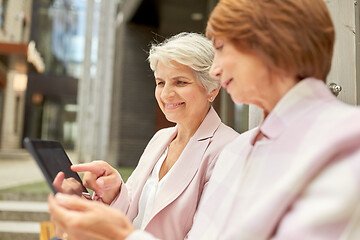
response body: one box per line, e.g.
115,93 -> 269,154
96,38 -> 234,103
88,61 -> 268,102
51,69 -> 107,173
73,161 -> 120,196
49,194 -> 87,239
82,172 -> 104,195
71,161 -> 106,175
48,194 -> 68,232
53,172 -> 65,192
84,172 -> 121,197
62,178 -> 83,196
54,193 -> 97,212
96,174 -> 121,191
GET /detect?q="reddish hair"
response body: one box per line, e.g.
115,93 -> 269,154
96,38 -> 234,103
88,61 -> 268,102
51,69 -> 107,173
207,0 -> 335,81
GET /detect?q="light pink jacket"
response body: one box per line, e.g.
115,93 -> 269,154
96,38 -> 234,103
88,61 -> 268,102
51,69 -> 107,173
187,78 -> 360,239
111,107 -> 239,240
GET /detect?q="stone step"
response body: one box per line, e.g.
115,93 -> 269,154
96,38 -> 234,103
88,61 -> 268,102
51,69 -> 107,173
0,201 -> 47,240
0,201 -> 49,222
0,221 -> 39,240
0,191 -> 49,202
0,149 -> 31,160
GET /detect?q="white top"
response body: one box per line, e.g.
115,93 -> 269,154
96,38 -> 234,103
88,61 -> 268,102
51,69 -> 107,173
133,147 -> 170,229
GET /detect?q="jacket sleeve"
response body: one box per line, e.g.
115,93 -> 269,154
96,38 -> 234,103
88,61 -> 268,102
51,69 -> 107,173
110,178 -> 131,214
125,230 -> 160,240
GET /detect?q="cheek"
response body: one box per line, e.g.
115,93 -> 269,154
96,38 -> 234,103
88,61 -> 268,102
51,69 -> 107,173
185,92 -> 199,101
188,91 -> 209,107
183,88 -> 206,102
222,56 -> 235,70
155,89 -> 162,103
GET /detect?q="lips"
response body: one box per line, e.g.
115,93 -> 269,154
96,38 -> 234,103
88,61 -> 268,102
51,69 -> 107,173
165,102 -> 185,110
222,78 -> 233,90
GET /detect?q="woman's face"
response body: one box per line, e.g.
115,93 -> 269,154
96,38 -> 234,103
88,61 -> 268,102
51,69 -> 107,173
155,61 -> 211,125
210,37 -> 272,109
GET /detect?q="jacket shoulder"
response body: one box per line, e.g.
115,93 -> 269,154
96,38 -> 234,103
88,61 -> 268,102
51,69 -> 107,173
213,123 -> 240,143
146,126 -> 176,145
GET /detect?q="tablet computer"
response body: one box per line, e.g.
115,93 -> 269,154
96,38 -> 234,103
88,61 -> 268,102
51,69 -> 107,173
24,137 -> 88,194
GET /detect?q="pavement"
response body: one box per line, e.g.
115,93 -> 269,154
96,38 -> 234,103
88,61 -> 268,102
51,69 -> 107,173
0,149 -> 44,190
0,148 -> 78,190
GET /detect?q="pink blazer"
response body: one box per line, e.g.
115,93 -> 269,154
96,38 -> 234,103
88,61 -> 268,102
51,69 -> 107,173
111,107 -> 239,240
187,78 -> 360,239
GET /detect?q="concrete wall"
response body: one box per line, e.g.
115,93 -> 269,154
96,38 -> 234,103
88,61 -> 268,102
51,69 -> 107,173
1,71 -> 26,149
326,0 -> 357,105
0,0 -> 32,148
107,22 -> 156,167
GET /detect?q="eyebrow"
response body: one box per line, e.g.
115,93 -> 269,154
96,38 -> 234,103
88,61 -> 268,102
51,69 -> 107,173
155,76 -> 191,81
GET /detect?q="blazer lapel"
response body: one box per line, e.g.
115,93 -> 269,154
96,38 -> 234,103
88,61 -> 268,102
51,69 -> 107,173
128,127 -> 178,218
146,107 -> 221,223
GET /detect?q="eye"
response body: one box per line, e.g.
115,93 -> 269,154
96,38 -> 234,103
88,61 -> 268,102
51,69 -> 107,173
156,81 -> 165,86
214,44 -> 223,51
177,81 -> 188,85
213,38 -> 224,51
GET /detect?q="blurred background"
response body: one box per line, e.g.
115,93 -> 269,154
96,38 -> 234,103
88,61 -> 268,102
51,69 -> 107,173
0,0 -> 359,239
0,0 -> 249,168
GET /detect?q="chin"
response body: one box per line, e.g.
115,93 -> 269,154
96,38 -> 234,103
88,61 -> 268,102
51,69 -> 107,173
231,96 -> 246,105
164,115 -> 178,124
229,94 -> 239,103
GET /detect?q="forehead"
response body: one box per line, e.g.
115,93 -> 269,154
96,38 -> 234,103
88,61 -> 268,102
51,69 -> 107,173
155,61 -> 196,78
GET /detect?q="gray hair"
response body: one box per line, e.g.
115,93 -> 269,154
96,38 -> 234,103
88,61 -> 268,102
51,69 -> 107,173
148,32 -> 218,93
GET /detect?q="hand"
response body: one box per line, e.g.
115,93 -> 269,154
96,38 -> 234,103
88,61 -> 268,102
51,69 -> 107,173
48,193 -> 135,240
71,161 -> 122,204
53,172 -> 83,196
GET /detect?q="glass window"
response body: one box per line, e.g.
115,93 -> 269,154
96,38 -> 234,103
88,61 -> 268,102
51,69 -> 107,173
0,0 -> 7,29
32,0 -> 87,78
25,0 -> 89,149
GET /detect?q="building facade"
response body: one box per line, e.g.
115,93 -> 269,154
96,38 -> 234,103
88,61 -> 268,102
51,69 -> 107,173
0,0 -> 33,149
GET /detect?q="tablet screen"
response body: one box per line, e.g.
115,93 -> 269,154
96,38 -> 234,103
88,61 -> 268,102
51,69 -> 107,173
24,138 -> 88,193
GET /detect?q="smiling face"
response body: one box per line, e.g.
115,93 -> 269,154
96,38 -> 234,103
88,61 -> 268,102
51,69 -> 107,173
155,61 -> 212,126
210,37 -> 273,110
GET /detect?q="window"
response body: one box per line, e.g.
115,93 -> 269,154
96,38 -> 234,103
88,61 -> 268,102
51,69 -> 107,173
0,0 -> 8,29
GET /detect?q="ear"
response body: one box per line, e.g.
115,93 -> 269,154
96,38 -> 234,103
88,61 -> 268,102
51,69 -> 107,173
208,84 -> 221,102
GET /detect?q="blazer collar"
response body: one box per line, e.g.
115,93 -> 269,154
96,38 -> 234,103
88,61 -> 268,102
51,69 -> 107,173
145,106 -> 221,225
192,106 -> 222,141
258,78 -> 336,140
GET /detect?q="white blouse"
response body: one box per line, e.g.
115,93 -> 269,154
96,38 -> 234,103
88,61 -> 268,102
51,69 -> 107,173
133,147 -> 171,229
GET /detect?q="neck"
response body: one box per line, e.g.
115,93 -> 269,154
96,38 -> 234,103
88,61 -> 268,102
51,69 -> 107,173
175,106 -> 210,144
261,75 -> 298,116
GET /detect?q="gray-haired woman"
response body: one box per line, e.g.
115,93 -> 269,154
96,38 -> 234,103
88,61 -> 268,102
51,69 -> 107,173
49,32 -> 239,240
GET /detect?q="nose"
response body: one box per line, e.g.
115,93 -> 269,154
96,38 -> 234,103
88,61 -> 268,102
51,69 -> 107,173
210,57 -> 222,79
161,83 -> 175,100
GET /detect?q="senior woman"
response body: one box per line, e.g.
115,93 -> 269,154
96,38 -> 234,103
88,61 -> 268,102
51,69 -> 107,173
186,0 -> 360,239
49,32 -> 238,240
